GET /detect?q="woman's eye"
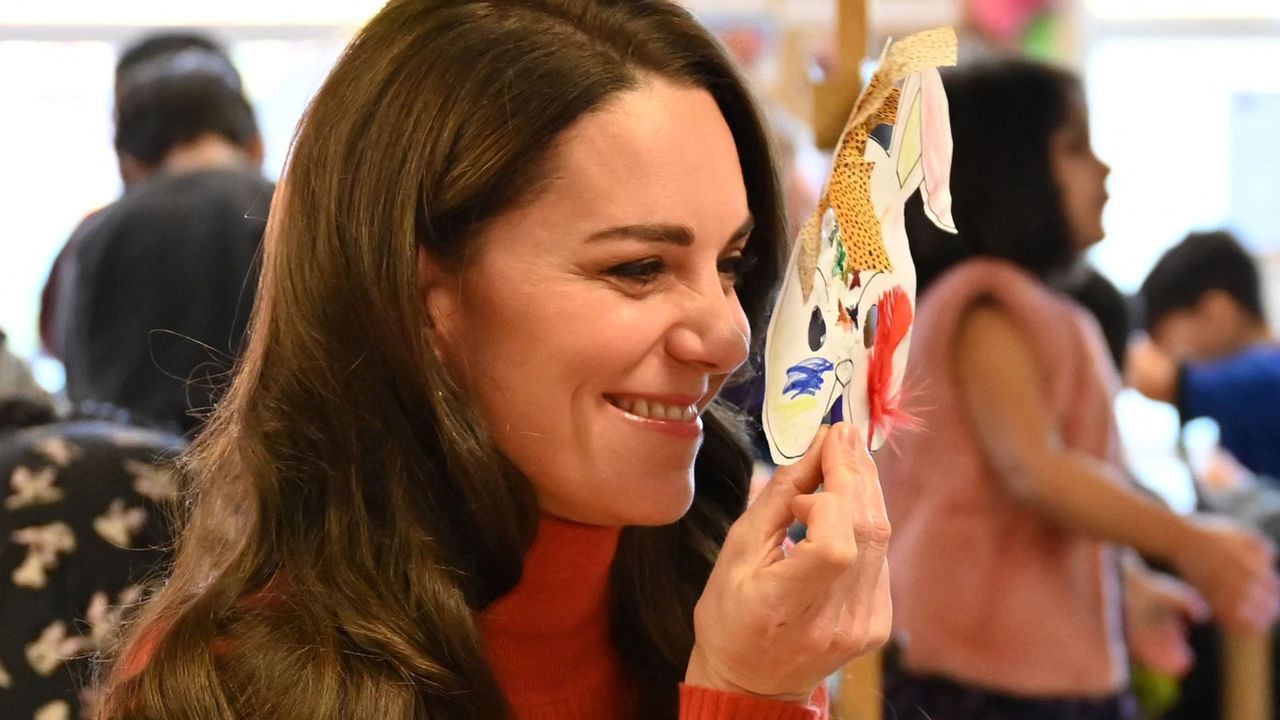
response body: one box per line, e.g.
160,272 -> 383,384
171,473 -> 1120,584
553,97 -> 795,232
718,252 -> 756,282
605,258 -> 666,284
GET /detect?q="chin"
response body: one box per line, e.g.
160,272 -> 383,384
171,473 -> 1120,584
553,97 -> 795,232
620,487 -> 696,527
614,475 -> 696,527
625,501 -> 695,527
547,474 -> 695,527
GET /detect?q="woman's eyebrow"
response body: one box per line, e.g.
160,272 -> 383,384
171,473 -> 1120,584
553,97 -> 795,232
586,215 -> 755,247
587,223 -> 694,246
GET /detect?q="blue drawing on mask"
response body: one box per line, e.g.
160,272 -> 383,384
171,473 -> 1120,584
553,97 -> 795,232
828,396 -> 844,423
783,357 -> 835,398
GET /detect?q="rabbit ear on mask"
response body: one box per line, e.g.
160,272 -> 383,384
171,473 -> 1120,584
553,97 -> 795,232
761,27 -> 958,466
910,68 -> 956,232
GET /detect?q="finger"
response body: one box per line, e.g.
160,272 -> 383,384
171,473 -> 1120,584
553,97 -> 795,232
772,424 -> 832,495
1172,584 -> 1212,623
734,425 -> 830,543
1246,555 -> 1280,596
827,559 -> 891,658
1237,595 -> 1277,634
1180,591 -> 1212,624
1247,582 -> 1280,626
1226,582 -> 1278,633
822,423 -> 892,558
852,558 -> 893,655
1262,540 -> 1277,564
795,428 -> 893,648
790,492 -> 818,525
790,492 -> 857,554
776,491 -> 859,589
819,423 -> 880,506
790,484 -> 891,632
1249,534 -> 1278,563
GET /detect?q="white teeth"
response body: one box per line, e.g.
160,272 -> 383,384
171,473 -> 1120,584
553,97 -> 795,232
610,396 -> 699,422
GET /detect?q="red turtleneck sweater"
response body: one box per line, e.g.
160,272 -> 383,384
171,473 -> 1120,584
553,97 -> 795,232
480,515 -> 827,720
124,516 -> 827,718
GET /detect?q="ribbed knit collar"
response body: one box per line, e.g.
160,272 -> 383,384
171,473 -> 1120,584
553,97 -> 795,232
478,515 -> 635,717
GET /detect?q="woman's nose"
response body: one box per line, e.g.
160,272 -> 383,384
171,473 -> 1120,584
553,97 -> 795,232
665,283 -> 750,375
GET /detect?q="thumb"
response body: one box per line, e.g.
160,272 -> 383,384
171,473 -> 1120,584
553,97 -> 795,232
735,425 -> 830,543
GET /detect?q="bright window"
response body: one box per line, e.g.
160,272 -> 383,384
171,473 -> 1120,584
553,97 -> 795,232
0,32 -> 346,385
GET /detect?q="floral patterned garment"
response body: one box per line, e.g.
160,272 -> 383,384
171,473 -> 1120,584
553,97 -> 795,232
0,420 -> 182,720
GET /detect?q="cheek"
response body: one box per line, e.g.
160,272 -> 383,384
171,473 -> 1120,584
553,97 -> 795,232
733,298 -> 752,349
1161,322 -> 1202,361
1063,166 -> 1093,210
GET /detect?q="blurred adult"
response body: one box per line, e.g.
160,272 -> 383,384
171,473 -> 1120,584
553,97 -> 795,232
40,32 -> 243,360
62,72 -> 271,434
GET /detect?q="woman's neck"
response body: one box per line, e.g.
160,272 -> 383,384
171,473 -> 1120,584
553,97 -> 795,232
480,515 -> 620,635
477,515 -> 632,711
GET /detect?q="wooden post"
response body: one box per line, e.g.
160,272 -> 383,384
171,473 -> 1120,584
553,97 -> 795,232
1223,629 -> 1272,720
823,6 -> 872,709
812,0 -> 867,150
835,649 -> 883,720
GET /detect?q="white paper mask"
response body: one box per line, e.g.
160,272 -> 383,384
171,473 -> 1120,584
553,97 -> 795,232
763,28 -> 958,465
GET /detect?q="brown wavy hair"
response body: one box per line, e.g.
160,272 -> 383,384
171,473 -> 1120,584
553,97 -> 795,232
98,1 -> 785,718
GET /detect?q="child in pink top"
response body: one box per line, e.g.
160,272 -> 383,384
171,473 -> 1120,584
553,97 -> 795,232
878,59 -> 1279,720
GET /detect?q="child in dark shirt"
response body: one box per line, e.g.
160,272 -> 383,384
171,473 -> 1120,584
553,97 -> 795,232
1129,230 -> 1280,480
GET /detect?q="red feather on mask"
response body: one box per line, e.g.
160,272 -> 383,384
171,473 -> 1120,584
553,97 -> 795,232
867,286 -> 920,447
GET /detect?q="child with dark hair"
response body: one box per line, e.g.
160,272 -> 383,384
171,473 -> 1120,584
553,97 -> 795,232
1129,230 -> 1280,480
879,59 -> 1279,720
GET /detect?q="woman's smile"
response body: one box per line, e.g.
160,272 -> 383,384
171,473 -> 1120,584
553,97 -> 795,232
604,393 -> 704,439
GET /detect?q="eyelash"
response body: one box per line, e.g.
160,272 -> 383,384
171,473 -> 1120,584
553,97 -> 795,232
604,253 -> 755,287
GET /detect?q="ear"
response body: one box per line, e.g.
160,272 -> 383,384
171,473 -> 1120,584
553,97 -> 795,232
416,246 -> 462,356
1201,289 -> 1245,327
116,153 -> 152,188
917,68 -> 956,233
244,134 -> 266,170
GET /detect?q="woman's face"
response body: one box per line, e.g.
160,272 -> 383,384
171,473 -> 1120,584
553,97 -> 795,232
427,79 -> 753,526
1049,95 -> 1111,252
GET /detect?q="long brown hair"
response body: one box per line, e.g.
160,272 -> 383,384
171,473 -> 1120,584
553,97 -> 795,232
99,1 -> 785,717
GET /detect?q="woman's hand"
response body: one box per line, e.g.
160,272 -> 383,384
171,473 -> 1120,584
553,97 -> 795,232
685,422 -> 892,703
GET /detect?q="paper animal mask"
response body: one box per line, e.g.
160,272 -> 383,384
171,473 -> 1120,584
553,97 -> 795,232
763,28 -> 958,465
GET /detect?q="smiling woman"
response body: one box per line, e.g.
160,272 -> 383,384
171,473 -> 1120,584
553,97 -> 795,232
96,2 -> 892,719
423,81 -> 757,527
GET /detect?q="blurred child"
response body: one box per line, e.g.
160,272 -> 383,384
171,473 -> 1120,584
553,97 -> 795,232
881,60 -> 1278,720
1130,230 -> 1280,480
